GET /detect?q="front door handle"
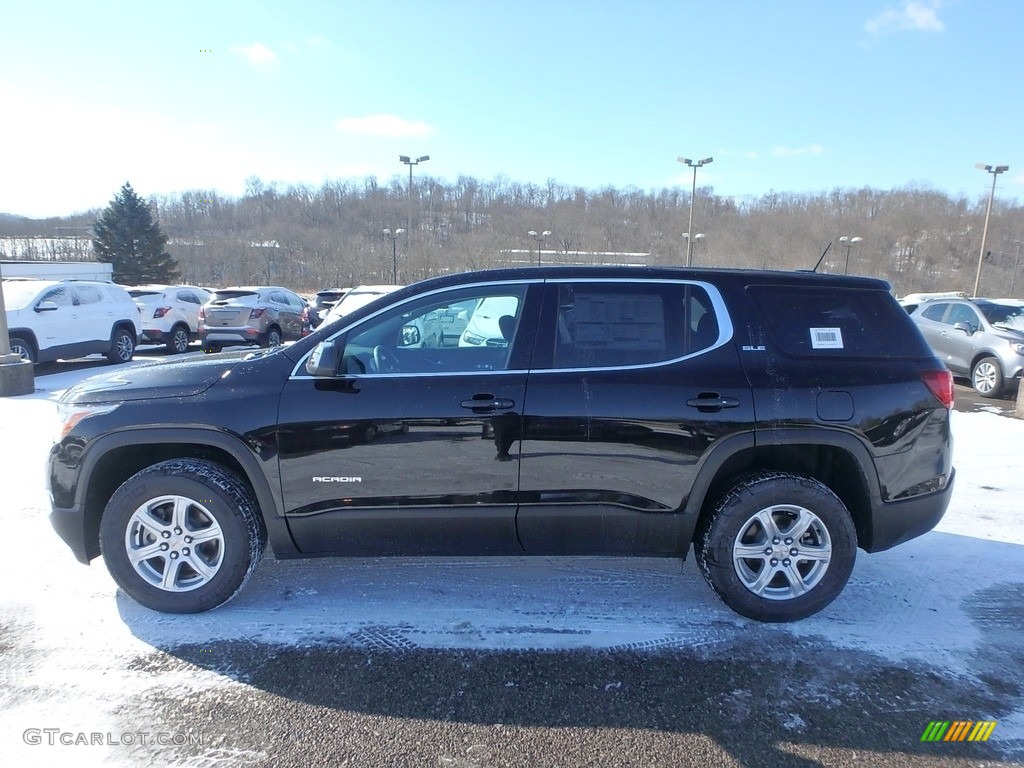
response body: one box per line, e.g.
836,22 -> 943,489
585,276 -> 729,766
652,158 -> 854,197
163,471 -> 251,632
461,394 -> 515,413
686,393 -> 741,413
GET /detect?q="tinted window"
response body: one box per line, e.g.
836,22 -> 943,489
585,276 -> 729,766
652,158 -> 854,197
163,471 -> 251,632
921,303 -> 948,322
946,304 -> 980,331
749,285 -> 930,358
550,282 -> 716,369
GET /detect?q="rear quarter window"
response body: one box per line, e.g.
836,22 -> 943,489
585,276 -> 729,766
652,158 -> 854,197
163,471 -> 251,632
747,285 -> 931,358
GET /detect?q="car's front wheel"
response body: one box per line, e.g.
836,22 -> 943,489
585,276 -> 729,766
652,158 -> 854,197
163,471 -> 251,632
696,472 -> 857,622
8,336 -> 36,364
99,459 -> 267,613
971,356 -> 1005,398
107,328 -> 136,363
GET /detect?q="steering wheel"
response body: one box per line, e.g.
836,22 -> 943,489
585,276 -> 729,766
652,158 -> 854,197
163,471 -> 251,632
372,345 -> 401,373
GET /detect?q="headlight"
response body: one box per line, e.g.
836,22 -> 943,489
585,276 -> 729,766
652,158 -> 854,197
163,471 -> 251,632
55,403 -> 120,442
1011,342 -> 1024,356
462,332 -> 485,346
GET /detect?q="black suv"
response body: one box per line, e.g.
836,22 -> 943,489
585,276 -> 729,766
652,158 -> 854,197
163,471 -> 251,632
47,267 -> 955,622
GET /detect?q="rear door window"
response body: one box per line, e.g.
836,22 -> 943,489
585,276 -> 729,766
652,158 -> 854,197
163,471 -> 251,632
748,284 -> 931,358
546,281 -> 718,369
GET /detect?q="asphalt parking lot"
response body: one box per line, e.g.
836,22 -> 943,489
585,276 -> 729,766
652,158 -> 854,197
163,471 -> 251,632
1,358 -> 1022,767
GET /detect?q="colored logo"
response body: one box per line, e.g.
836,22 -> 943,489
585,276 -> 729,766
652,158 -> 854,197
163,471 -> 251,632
921,721 -> 997,742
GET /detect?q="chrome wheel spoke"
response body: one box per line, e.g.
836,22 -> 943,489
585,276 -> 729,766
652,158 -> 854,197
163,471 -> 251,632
734,543 -> 769,559
753,508 -> 784,540
127,540 -> 164,565
780,562 -> 809,596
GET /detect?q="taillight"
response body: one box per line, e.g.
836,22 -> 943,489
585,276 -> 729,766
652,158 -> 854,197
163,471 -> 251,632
249,308 -> 267,319
198,307 -> 205,321
153,306 -> 171,318
922,370 -> 954,409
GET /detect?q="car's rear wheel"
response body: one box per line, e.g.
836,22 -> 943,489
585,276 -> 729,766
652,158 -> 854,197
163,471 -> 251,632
107,328 -> 135,363
260,326 -> 282,348
696,471 -> 857,622
168,325 -> 191,354
99,459 -> 266,613
971,356 -> 1005,397
8,336 -> 36,364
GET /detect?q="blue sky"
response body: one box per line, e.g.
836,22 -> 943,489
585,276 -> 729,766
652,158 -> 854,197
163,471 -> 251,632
1,0 -> 1020,218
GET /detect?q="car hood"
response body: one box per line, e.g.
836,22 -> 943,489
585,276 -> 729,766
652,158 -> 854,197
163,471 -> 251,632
61,354 -> 245,405
992,325 -> 1024,342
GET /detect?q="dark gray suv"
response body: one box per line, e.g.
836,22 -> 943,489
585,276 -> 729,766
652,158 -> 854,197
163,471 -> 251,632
910,297 -> 1024,397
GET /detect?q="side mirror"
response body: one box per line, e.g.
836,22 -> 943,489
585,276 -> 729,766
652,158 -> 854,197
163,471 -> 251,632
34,301 -> 59,313
952,322 -> 973,336
401,324 -> 421,347
306,340 -> 340,376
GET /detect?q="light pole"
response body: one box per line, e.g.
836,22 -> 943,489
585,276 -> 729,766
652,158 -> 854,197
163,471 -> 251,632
973,163 -> 1009,297
399,155 -> 429,236
839,236 -> 863,275
528,230 -> 551,265
1011,241 -> 1023,297
682,233 -> 705,264
677,156 -> 713,267
382,228 -> 405,284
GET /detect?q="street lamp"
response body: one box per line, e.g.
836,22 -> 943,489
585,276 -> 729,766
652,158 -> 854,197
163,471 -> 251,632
528,230 -> 552,266
682,233 -> 706,264
677,156 -> 713,267
399,155 -> 430,235
973,163 -> 1009,296
382,228 -> 405,284
839,236 -> 863,275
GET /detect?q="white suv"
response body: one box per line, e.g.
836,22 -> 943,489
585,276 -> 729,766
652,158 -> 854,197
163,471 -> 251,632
3,279 -> 142,365
129,285 -> 212,353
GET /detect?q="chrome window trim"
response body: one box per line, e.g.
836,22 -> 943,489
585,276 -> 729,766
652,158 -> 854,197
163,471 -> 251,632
289,277 -> 733,379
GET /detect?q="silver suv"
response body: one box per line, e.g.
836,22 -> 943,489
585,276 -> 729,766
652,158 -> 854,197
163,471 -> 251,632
198,286 -> 306,352
3,279 -> 141,365
909,297 -> 1024,396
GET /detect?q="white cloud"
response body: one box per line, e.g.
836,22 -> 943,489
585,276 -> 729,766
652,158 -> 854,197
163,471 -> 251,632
865,1 -> 946,36
771,144 -> 826,157
228,42 -> 278,66
335,114 -> 435,138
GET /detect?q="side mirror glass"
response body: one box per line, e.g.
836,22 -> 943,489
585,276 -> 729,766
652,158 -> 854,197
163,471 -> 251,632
35,301 -> 59,313
401,324 -> 421,347
306,340 -> 340,376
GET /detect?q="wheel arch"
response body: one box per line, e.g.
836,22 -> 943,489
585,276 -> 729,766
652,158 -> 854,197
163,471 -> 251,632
7,329 -> 38,356
74,428 -> 293,562
684,429 -> 880,554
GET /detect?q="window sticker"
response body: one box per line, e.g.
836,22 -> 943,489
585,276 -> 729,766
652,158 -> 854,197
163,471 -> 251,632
810,327 -> 844,349
574,294 -> 665,351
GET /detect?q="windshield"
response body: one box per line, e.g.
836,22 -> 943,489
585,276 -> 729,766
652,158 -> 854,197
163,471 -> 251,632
1,281 -> 47,311
980,302 -> 1024,330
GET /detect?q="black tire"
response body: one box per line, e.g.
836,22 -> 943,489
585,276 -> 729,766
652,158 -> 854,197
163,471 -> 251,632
167,325 -> 191,354
8,336 -> 36,364
261,326 -> 282,348
971,356 -> 1005,398
107,327 -> 136,363
99,459 -> 267,613
695,471 -> 857,622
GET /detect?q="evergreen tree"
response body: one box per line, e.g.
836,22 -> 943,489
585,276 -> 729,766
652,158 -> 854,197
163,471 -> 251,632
92,182 -> 179,284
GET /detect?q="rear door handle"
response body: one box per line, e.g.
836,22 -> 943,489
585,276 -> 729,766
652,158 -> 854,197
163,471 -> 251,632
461,394 -> 515,413
686,394 -> 741,412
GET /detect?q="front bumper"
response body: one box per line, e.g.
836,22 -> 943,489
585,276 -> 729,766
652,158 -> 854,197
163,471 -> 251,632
49,504 -> 96,564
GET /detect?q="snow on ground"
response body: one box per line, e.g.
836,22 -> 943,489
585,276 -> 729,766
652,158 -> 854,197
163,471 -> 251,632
1,363 -> 1023,763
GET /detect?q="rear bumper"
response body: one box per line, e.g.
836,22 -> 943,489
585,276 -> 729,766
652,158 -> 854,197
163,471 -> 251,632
200,328 -> 263,346
866,468 -> 955,552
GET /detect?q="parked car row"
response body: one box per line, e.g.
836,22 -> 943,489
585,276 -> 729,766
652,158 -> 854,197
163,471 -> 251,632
2,278 -> 316,365
903,293 -> 1024,397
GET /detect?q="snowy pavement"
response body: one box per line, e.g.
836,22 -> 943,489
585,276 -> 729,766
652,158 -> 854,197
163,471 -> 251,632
1,361 -> 1023,766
